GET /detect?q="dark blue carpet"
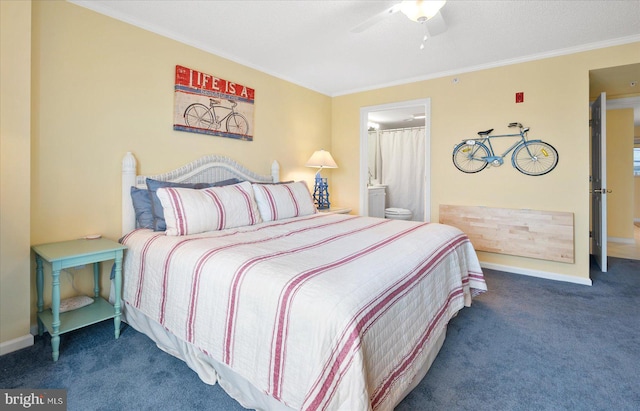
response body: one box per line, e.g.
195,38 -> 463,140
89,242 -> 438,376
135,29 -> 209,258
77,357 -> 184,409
397,257 -> 640,411
2,257 -> 638,410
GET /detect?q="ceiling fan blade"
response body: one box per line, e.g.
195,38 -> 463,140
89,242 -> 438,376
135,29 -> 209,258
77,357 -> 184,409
424,10 -> 447,37
350,3 -> 401,34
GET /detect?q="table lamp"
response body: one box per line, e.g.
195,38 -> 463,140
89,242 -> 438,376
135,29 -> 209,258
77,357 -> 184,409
305,149 -> 338,209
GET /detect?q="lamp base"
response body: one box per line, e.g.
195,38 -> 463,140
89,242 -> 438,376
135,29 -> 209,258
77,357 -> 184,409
312,177 -> 331,210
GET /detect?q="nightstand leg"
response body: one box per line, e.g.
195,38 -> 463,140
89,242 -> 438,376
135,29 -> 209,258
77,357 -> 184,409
51,265 -> 61,362
93,262 -> 100,298
36,255 -> 44,336
113,253 -> 123,339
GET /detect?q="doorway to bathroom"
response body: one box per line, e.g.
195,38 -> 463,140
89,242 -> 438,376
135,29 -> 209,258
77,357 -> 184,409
359,98 -> 431,221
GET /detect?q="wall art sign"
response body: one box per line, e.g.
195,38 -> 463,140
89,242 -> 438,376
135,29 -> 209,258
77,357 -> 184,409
173,65 -> 255,141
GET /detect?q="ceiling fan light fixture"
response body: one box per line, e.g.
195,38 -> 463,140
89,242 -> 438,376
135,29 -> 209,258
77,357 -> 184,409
400,0 -> 446,23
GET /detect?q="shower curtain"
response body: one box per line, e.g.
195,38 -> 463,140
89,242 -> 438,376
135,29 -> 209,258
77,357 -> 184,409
370,127 -> 426,221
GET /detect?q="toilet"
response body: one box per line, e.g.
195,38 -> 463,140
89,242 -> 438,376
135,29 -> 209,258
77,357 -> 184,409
384,207 -> 412,221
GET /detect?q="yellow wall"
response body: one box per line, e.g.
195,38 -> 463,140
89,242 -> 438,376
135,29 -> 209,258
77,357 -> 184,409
606,109 -> 635,239
28,2 -> 331,322
0,0 -> 32,351
332,42 -> 640,281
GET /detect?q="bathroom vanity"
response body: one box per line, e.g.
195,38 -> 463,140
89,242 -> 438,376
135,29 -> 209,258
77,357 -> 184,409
368,185 -> 386,218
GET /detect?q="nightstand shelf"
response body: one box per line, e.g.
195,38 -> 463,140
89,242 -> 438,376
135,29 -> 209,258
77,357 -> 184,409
37,298 -> 116,335
32,237 -> 127,361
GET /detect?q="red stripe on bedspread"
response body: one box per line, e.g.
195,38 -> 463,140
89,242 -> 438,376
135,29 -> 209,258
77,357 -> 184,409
301,233 -> 469,411
259,184 -> 279,221
469,271 -> 486,288
166,188 -> 189,235
283,183 -> 300,217
234,183 -> 260,225
132,233 -> 166,308
202,189 -> 226,230
158,237 -> 200,325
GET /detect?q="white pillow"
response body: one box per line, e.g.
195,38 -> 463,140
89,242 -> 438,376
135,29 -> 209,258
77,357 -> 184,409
252,181 -> 317,222
157,181 -> 262,236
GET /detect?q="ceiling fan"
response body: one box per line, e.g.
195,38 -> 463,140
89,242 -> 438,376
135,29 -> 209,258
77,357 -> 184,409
350,0 -> 448,38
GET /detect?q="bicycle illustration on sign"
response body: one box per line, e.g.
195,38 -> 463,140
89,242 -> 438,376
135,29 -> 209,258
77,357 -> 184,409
184,98 -> 250,136
452,122 -> 558,176
174,65 -> 254,141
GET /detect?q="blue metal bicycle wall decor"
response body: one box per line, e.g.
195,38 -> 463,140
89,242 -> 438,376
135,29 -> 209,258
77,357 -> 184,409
452,122 -> 558,176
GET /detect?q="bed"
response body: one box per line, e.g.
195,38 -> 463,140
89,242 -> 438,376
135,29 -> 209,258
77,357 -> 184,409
118,152 -> 486,411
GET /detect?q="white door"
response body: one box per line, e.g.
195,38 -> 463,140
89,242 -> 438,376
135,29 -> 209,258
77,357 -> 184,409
591,92 -> 607,272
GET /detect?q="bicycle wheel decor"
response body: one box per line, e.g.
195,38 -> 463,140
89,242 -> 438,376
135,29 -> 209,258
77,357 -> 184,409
452,141 -> 489,173
174,65 -> 255,141
184,103 -> 216,130
512,141 -> 558,176
225,113 -> 250,135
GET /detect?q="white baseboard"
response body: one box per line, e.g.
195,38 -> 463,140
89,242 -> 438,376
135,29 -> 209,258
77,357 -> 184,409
0,334 -> 34,356
480,262 -> 592,286
608,236 -> 636,244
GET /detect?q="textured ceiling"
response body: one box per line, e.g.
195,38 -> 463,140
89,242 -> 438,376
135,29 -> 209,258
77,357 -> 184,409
70,0 -> 640,97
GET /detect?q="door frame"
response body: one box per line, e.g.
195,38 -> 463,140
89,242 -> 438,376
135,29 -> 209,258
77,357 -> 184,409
359,98 -> 431,220
591,92 -> 607,272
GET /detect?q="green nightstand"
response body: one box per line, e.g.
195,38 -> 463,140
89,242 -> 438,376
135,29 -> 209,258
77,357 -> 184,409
32,237 -> 127,361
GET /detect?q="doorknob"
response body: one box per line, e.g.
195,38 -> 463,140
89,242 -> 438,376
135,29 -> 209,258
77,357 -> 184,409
592,188 -> 612,194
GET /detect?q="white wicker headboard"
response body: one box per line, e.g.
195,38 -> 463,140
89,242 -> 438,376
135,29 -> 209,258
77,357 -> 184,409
121,152 -> 280,235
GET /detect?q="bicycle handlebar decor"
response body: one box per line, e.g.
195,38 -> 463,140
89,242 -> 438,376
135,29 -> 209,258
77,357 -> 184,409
174,65 -> 254,141
452,123 -> 558,176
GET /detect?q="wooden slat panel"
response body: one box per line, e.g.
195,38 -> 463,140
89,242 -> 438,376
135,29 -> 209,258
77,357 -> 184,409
439,205 -> 574,263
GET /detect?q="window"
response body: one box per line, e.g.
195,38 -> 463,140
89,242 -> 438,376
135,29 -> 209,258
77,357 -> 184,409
635,147 -> 640,176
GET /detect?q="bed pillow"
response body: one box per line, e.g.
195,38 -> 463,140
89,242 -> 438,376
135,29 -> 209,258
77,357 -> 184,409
146,177 -> 241,231
252,181 -> 317,222
130,187 -> 154,229
156,181 -> 262,236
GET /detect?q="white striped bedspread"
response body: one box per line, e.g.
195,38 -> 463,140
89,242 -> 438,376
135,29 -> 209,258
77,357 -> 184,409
121,213 -> 486,411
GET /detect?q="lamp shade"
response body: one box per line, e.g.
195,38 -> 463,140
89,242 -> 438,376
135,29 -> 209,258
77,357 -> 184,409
400,0 -> 446,22
305,150 -> 338,169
